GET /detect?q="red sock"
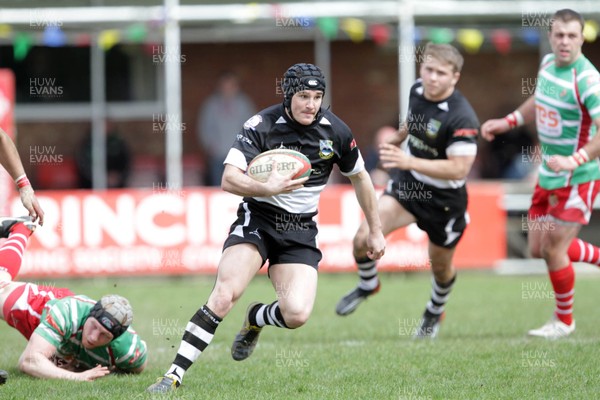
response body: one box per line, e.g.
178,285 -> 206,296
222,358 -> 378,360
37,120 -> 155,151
568,238 -> 600,266
548,263 -> 575,326
0,223 -> 31,279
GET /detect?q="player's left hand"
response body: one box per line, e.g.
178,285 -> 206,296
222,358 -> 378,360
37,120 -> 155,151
546,154 -> 577,172
379,143 -> 411,170
19,186 -> 45,225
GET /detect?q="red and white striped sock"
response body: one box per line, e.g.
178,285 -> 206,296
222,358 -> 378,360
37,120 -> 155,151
0,223 -> 32,280
568,238 -> 600,266
548,263 -> 575,326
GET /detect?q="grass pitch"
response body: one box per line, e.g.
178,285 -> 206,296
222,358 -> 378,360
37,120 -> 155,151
2,271 -> 600,399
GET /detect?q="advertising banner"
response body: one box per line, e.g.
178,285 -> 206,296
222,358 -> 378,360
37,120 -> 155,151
14,183 -> 505,277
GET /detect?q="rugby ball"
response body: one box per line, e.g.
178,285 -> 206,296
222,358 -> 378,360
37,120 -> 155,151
247,149 -> 312,183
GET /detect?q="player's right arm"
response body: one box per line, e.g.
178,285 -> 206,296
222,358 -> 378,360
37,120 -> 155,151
18,333 -> 110,381
346,169 -> 385,260
481,96 -> 536,141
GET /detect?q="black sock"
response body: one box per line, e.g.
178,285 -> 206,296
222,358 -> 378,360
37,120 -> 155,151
167,305 -> 222,382
356,256 -> 379,290
425,275 -> 456,316
249,301 -> 288,328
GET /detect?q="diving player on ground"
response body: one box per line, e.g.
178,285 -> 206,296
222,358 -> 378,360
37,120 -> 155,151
0,217 -> 147,380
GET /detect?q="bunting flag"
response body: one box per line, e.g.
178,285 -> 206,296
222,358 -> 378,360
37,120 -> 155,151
0,24 -> 12,39
126,23 -> 148,43
457,29 -> 484,53
0,16 -> 597,55
583,20 -> 599,43
43,26 -> 66,47
429,28 -> 454,44
521,28 -> 540,46
491,29 -> 512,55
13,32 -> 33,61
341,18 -> 366,43
413,27 -> 424,44
74,33 -> 92,47
317,17 -> 338,39
98,29 -> 120,51
369,23 -> 391,46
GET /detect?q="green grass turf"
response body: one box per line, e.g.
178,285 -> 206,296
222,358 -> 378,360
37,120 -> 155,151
2,271 -> 600,399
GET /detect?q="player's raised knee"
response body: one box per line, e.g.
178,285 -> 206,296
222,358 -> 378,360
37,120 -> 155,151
352,231 -> 370,255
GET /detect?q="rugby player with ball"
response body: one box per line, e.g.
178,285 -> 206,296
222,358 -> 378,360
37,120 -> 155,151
148,63 -> 385,393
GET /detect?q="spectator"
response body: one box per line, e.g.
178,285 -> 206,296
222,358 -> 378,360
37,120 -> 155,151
197,71 -> 256,186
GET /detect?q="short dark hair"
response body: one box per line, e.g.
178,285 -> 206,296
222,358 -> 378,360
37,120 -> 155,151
551,9 -> 585,32
423,43 -> 464,73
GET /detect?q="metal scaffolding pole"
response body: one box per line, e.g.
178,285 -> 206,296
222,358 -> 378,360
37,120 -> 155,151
398,0 -> 415,124
91,31 -> 107,190
315,33 -> 332,109
164,0 -> 183,189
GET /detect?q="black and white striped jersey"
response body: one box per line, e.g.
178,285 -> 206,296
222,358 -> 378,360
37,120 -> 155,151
224,103 -> 364,214
404,79 -> 479,189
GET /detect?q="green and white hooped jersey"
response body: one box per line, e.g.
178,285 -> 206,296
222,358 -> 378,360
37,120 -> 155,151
35,295 -> 147,371
535,53 -> 600,189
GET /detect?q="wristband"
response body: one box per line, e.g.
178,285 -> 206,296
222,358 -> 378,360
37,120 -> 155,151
15,174 -> 31,189
577,148 -> 590,163
570,148 -> 590,167
504,110 -> 525,129
568,156 -> 579,168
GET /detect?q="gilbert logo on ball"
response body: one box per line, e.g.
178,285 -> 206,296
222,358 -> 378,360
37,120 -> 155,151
247,149 -> 312,183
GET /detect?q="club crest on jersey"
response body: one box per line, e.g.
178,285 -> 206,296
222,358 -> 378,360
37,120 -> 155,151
243,114 -> 262,130
319,140 -> 334,159
426,119 -> 441,138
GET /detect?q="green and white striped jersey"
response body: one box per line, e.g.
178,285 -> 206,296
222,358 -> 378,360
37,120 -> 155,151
535,53 -> 600,189
35,295 -> 147,371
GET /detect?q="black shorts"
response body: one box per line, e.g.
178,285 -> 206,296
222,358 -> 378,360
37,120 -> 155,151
384,170 -> 469,248
222,199 -> 322,269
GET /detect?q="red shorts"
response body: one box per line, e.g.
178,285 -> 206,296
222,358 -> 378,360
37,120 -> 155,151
3,283 -> 74,340
528,181 -> 600,225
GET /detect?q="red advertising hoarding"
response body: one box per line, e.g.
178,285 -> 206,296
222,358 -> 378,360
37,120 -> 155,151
14,184 -> 505,278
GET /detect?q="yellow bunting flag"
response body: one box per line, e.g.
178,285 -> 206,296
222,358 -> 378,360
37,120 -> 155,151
583,20 -> 599,43
457,29 -> 484,53
98,29 -> 120,51
341,18 -> 366,43
0,24 -> 12,39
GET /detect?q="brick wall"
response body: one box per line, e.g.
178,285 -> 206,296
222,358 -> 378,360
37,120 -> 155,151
15,39 -> 600,188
